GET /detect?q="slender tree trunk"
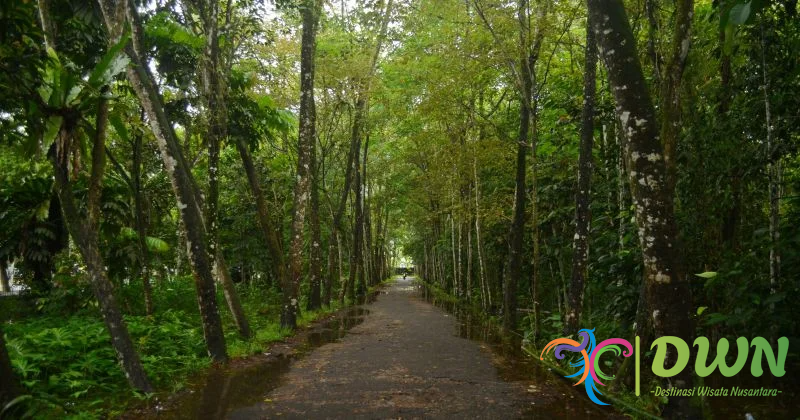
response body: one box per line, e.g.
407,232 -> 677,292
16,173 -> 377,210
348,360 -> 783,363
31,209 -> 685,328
307,131 -> 323,311
450,212 -> 458,295
761,24 -> 781,298
565,11 -> 597,334
616,118 -> 627,250
503,0 -> 533,331
361,137 -> 372,291
348,118 -> 365,300
199,0 -> 250,338
466,217 -> 472,301
589,1 -> 696,416
325,230 -> 338,306
659,0 -> 693,193
234,138 -> 286,286
97,0 -> 227,361
530,106 -> 541,339
283,0 -> 320,329
52,119 -> 153,393
474,156 -> 489,310
214,252 -> 250,338
132,119 -> 153,316
719,12 -> 740,251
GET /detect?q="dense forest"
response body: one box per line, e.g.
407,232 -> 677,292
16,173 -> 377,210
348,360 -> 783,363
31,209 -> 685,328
1,0 -> 798,418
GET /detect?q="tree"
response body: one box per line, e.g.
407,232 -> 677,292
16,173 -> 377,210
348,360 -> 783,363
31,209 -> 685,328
588,0 -> 695,416
565,7 -> 597,334
190,0 -> 251,338
283,0 -> 321,329
95,0 -> 227,362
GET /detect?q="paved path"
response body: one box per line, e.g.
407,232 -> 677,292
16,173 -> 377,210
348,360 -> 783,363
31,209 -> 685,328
228,277 -> 616,419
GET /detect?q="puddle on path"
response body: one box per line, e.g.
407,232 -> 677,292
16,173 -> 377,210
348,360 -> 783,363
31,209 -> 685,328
413,282 -> 621,418
133,306 -> 370,419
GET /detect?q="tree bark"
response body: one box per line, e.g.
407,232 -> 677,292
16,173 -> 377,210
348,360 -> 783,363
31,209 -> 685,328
197,0 -> 251,339
761,24 -> 781,298
503,0 -> 538,331
565,11 -> 597,334
132,116 -> 154,316
96,0 -> 227,361
51,118 -> 154,393
307,121 -> 323,311
235,137 -> 286,286
589,1 -> 695,416
347,113 -> 365,301
659,0 -> 693,193
283,0 -> 320,329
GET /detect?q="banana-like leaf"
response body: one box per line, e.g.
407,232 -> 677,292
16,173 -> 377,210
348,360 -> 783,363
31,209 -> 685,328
119,227 -> 170,253
108,112 -> 130,143
87,32 -> 131,91
145,236 -> 170,253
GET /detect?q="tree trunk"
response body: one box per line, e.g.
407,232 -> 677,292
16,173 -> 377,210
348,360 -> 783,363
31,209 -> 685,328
589,1 -> 695,416
719,12 -> 740,251
307,127 -> 323,311
474,153 -> 489,311
132,117 -> 154,316
325,229 -> 338,306
503,0 -> 534,331
51,119 -> 153,393
283,0 -> 319,329
361,137 -> 372,292
348,116 -> 365,300
565,11 -> 597,334
658,0 -> 693,193
530,105 -> 541,340
97,0 -> 227,361
199,0 -> 251,339
234,137 -> 286,286
761,24 -> 781,299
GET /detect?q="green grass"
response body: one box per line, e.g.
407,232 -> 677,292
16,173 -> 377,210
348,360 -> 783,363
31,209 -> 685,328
2,279 -> 342,418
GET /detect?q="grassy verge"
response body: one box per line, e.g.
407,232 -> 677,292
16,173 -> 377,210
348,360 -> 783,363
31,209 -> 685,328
2,279 -> 342,419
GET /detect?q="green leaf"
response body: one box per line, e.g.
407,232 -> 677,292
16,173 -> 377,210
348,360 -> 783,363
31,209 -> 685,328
697,306 -> 708,316
120,226 -> 137,239
145,236 -> 170,253
87,32 -> 131,90
42,115 -> 63,150
109,112 -> 130,143
729,1 -> 752,25
694,271 -> 718,279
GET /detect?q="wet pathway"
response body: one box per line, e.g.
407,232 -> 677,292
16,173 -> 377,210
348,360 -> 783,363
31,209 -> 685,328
227,277 -> 614,419
144,276 -> 619,419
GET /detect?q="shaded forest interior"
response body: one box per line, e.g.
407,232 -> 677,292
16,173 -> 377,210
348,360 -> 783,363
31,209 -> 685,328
0,0 -> 798,418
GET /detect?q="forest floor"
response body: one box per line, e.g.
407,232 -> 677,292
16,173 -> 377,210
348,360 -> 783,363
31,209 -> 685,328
141,276 -> 621,419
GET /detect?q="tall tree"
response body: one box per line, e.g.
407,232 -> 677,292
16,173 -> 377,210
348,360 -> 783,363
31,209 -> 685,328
35,2 -> 155,392
307,129 -> 323,311
341,0 -> 394,303
96,0 -> 227,361
588,0 -> 695,417
284,0 -> 321,329
565,8 -> 597,334
658,0 -> 693,192
193,0 -> 251,338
